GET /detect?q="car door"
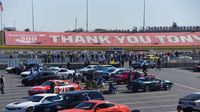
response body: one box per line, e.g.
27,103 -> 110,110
59,69 -> 68,78
68,94 -> 83,108
151,78 -> 161,90
95,103 -> 111,112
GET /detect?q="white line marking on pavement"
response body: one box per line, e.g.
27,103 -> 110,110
171,68 -> 200,76
136,104 -> 177,109
123,99 -> 177,105
110,95 -> 177,101
175,83 -> 200,91
107,91 -> 172,97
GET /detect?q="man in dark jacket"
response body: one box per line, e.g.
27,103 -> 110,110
0,75 -> 5,94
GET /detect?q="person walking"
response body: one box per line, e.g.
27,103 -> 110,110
157,58 -> 162,71
0,75 -> 5,94
48,82 -> 55,93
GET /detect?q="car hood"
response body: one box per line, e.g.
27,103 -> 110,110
6,101 -> 39,108
59,109 -> 90,112
31,86 -> 50,91
21,71 -> 31,75
6,67 -> 14,70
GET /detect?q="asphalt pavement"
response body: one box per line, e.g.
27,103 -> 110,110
1,68 -> 200,112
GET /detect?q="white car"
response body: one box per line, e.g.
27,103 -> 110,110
5,93 -> 57,112
56,68 -> 75,79
178,92 -> 200,112
177,56 -> 193,63
78,65 -> 98,74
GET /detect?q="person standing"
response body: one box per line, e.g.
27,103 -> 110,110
157,58 -> 162,71
0,75 -> 5,94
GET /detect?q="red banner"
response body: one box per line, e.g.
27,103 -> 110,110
5,31 -> 200,47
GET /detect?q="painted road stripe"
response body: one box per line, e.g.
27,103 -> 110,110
135,104 -> 177,109
175,83 -> 200,91
107,91 -> 171,97
110,95 -> 177,101
123,99 -> 177,105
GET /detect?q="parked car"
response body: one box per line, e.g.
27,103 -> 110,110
5,93 -> 57,112
28,80 -> 81,96
132,60 -> 156,69
178,92 -> 200,112
112,70 -> 146,84
33,90 -> 105,112
56,68 -> 75,79
176,56 -> 193,63
21,71 -> 60,86
143,55 -> 159,61
58,100 -> 131,112
126,76 -> 173,92
20,70 -> 39,78
194,63 -> 200,72
95,67 -> 116,80
78,65 -> 98,74
6,62 -> 41,75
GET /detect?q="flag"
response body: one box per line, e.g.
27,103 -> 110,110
0,1 -> 3,12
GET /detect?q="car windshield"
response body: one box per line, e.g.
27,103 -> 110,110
27,96 -> 43,102
106,69 -> 115,72
50,94 -> 64,102
75,102 -> 96,110
41,81 -> 54,86
183,94 -> 200,101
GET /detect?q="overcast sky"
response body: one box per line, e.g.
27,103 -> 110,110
2,0 -> 200,32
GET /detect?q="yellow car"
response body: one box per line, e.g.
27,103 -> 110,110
143,55 -> 159,61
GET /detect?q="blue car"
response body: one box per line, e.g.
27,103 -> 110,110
132,60 -> 156,69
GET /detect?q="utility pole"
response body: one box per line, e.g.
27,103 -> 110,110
31,0 -> 35,32
143,0 -> 146,30
75,17 -> 77,31
86,0 -> 88,32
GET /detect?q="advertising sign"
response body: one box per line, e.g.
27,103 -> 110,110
5,31 -> 200,47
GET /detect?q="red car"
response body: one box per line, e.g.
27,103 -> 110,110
58,100 -> 131,112
112,70 -> 153,84
112,70 -> 146,84
28,80 -> 81,96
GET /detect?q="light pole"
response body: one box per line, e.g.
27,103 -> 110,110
31,0 -> 35,32
143,0 -> 146,30
75,17 -> 77,31
86,0 -> 88,32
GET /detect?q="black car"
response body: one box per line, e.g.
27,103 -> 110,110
132,60 -> 156,69
21,71 -> 60,86
126,76 -> 173,92
33,90 -> 105,112
6,62 -> 40,75
178,92 -> 200,112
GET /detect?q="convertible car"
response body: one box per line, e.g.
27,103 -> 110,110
28,80 -> 81,96
58,100 -> 131,112
126,76 -> 173,92
5,93 -> 57,112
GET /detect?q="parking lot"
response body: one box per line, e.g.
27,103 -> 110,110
1,68 -> 200,112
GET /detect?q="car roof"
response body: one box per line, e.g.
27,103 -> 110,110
85,100 -> 111,104
47,80 -> 71,83
33,93 -> 57,97
192,92 -> 200,94
60,90 -> 100,95
100,65 -> 113,67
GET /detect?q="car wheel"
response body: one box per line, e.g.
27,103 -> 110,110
182,108 -> 192,112
26,107 -> 34,112
132,88 -> 137,93
69,88 -> 75,91
68,74 -> 72,79
164,84 -> 171,90
144,85 -> 151,92
116,81 -> 121,85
